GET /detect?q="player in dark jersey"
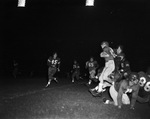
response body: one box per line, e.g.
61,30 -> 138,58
46,52 -> 60,87
71,60 -> 80,83
114,45 -> 125,72
114,45 -> 131,79
85,57 -> 99,85
138,71 -> 150,106
108,45 -> 126,83
120,58 -> 131,79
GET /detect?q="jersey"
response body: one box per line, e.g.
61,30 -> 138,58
47,56 -> 60,68
86,60 -> 99,71
120,60 -> 131,78
114,52 -> 125,71
138,71 -> 150,97
73,63 -> 80,72
100,47 -> 116,62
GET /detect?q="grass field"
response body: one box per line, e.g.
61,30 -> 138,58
0,77 -> 150,119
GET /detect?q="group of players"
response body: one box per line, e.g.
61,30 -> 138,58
46,41 -> 150,110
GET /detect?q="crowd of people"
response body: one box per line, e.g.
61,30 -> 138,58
44,41 -> 150,110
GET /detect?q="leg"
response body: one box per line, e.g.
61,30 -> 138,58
96,66 -> 108,92
89,68 -> 106,91
76,71 -> 80,80
46,67 -> 57,87
46,78 -> 52,87
87,70 -> 95,85
98,60 -> 115,92
46,67 -> 52,87
109,84 -> 118,106
72,71 -> 76,82
92,61 -> 115,96
13,68 -> 18,79
52,68 -> 58,82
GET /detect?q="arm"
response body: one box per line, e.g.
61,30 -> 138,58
47,57 -> 52,66
85,61 -> 88,69
110,47 -> 117,58
95,61 -> 99,69
100,52 -> 109,57
57,58 -> 61,71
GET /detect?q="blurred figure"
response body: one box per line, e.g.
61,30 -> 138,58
71,60 -> 80,83
46,52 -> 60,87
13,60 -> 19,79
85,57 -> 99,85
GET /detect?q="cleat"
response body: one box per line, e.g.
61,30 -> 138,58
92,92 -> 103,97
103,97 -> 107,103
72,78 -> 74,83
54,78 -> 58,83
89,88 -> 95,92
45,83 -> 50,87
86,83 -> 90,86
89,89 -> 98,96
45,80 -> 51,87
104,100 -> 110,104
102,88 -> 106,92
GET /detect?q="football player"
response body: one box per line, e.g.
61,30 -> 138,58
104,72 -> 150,109
46,52 -> 60,87
114,45 -> 125,72
89,41 -> 116,96
103,72 -> 140,109
85,57 -> 99,85
13,60 -> 19,79
138,71 -> 150,105
112,45 -> 130,81
71,60 -> 80,83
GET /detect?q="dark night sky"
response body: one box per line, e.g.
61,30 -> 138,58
1,0 -> 150,77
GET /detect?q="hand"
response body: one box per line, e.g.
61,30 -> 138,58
125,88 -> 132,94
130,106 -> 135,110
125,89 -> 129,94
95,76 -> 98,79
58,68 -> 60,72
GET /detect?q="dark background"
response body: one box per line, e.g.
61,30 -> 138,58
1,0 -> 150,81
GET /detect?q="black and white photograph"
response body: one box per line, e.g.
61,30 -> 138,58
1,0 -> 150,119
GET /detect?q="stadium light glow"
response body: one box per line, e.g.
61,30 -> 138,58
86,0 -> 94,6
18,0 -> 26,7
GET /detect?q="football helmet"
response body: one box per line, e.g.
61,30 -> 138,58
101,41 -> 109,49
